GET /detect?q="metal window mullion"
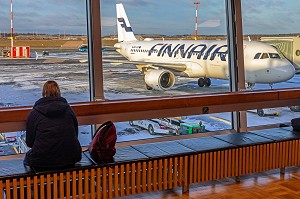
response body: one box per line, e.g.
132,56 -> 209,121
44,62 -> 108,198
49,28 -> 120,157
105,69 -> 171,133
226,0 -> 247,132
86,0 -> 103,138
86,0 -> 104,101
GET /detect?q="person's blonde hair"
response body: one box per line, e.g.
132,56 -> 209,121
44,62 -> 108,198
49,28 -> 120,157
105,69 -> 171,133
42,80 -> 61,97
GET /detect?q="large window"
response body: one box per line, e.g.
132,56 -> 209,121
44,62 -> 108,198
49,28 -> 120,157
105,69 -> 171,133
0,1 -> 89,153
241,1 -> 300,128
4,0 -> 297,156
113,112 -> 232,143
0,1 -> 89,106
101,1 -> 231,99
99,1 -> 234,142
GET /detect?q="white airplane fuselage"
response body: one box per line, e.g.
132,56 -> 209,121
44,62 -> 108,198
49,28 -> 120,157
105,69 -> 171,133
115,39 -> 295,84
114,3 -> 295,90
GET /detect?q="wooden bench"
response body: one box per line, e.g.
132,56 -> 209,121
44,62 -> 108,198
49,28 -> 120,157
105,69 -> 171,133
1,127 -> 300,199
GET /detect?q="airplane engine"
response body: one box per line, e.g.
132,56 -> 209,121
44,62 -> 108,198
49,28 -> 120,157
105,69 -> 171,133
144,70 -> 176,90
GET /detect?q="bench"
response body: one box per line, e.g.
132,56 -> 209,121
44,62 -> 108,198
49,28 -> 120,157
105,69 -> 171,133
1,127 -> 300,199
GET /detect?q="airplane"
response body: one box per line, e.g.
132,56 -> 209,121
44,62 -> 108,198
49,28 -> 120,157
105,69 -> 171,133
110,3 -> 295,91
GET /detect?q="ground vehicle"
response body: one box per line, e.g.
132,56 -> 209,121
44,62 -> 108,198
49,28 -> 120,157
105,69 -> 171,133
153,118 -> 181,131
78,44 -> 88,52
256,106 -> 300,115
1,49 -> 10,57
129,119 -> 177,135
5,136 -> 16,142
256,109 -> 280,117
1,132 -> 18,142
129,118 -> 205,135
78,44 -> 106,52
178,122 -> 206,135
42,51 -> 49,56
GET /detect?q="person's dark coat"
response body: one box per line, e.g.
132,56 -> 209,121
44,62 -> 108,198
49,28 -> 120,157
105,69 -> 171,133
24,96 -> 82,168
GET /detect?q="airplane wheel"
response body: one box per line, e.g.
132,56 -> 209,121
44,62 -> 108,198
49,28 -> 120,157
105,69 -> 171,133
146,84 -> 153,90
198,78 -> 205,87
246,82 -> 255,90
204,78 -> 211,87
148,125 -> 155,135
257,109 -> 265,117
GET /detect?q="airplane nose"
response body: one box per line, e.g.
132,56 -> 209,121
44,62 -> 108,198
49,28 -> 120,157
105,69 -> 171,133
275,61 -> 295,82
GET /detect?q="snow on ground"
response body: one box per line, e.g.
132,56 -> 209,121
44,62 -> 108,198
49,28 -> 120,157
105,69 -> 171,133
1,50 -> 300,147
115,122 -> 162,142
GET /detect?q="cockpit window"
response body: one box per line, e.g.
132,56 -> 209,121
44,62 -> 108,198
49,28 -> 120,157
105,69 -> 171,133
261,53 -> 269,59
269,53 -> 281,59
254,53 -> 261,59
254,52 -> 281,59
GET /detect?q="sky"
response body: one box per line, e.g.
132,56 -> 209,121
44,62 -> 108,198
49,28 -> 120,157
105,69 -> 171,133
0,0 -> 300,36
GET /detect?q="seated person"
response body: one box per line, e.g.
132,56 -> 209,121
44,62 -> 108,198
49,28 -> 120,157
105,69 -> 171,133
24,80 -> 82,169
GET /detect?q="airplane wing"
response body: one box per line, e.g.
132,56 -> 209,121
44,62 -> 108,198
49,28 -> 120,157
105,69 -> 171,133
102,58 -> 187,72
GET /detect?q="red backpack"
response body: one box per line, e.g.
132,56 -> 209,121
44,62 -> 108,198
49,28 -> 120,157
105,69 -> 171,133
88,121 -> 117,162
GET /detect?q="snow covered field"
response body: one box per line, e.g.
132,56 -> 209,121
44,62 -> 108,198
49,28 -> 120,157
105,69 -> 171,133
1,50 -> 300,146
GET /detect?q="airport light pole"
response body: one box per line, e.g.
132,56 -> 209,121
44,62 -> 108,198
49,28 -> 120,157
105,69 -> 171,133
10,0 -> 14,48
194,2 -> 200,40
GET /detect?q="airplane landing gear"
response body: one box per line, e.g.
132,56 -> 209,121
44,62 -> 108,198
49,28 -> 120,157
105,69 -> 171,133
198,77 -> 211,87
257,109 -> 265,117
269,83 -> 273,89
146,84 -> 153,90
198,78 -> 205,87
246,82 -> 255,90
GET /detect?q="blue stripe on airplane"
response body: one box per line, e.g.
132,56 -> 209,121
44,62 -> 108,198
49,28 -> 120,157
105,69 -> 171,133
117,18 -> 133,32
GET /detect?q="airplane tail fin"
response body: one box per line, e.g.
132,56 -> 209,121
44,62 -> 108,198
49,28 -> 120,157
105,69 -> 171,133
116,3 -> 137,42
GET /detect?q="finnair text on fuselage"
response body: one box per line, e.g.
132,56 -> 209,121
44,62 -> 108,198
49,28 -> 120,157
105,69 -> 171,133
146,43 -> 227,61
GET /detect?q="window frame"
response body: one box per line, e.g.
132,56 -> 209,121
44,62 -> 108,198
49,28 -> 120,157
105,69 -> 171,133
88,0 -> 248,132
2,0 -> 300,162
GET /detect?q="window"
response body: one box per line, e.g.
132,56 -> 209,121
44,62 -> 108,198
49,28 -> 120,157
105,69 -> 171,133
261,53 -> 269,59
0,1 -> 89,107
101,1 -> 230,100
242,0 -> 300,129
99,1 -> 233,142
269,53 -> 281,59
5,0 -> 297,156
0,1 -> 89,152
117,113 -> 229,142
254,53 -> 261,59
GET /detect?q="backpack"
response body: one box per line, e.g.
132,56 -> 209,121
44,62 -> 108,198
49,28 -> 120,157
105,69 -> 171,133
88,121 -> 117,162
